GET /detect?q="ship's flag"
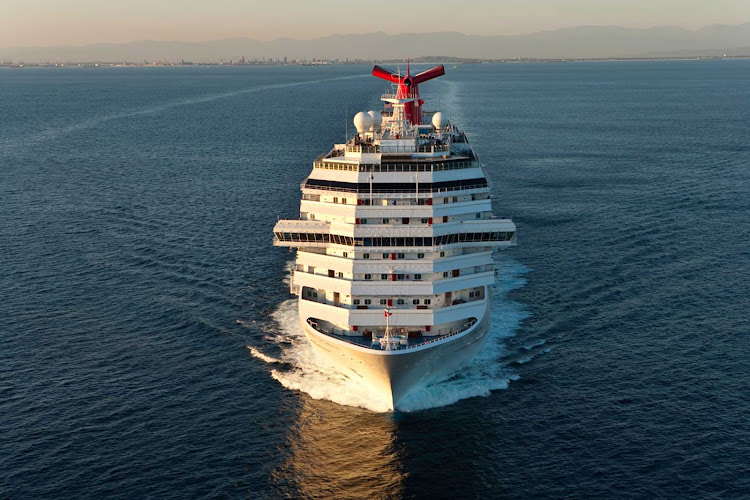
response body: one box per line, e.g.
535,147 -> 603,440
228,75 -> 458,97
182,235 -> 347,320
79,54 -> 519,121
384,310 -> 393,317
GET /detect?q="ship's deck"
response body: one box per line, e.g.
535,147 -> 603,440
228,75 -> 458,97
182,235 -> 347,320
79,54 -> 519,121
307,318 -> 477,351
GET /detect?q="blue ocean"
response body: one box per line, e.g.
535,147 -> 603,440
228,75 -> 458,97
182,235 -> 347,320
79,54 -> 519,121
1,61 -> 748,498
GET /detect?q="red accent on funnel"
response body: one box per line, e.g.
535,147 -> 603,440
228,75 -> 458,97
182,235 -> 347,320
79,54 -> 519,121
372,64 -> 445,125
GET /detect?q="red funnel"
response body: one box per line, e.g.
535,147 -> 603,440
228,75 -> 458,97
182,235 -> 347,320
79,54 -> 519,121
372,63 -> 445,125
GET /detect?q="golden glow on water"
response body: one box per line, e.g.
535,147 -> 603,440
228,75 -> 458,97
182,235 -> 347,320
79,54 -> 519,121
270,397 -> 407,499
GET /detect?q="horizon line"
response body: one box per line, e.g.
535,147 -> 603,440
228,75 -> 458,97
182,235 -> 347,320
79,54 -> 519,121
3,21 -> 749,50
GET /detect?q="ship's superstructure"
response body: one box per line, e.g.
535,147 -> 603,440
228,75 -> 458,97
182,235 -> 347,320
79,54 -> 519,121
273,64 -> 516,409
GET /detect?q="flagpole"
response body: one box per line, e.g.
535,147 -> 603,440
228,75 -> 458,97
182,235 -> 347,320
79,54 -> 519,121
384,308 -> 391,349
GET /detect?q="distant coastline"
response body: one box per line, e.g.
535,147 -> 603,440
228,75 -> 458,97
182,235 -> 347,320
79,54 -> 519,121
3,23 -> 749,65
1,54 -> 749,69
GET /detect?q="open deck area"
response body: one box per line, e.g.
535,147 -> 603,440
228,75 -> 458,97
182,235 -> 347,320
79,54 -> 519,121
306,317 -> 477,351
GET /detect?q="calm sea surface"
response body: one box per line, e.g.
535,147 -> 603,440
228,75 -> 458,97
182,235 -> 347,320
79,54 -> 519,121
1,61 -> 748,499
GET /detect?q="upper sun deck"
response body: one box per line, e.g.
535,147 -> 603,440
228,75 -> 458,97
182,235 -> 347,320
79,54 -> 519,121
316,63 -> 478,163
318,116 -> 472,165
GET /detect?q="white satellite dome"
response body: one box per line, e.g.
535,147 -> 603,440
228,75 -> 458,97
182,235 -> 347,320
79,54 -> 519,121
367,110 -> 382,131
353,111 -> 373,134
432,111 -> 449,129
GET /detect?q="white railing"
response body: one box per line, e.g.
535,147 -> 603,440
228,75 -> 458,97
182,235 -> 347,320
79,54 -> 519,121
306,317 -> 478,350
405,319 -> 477,349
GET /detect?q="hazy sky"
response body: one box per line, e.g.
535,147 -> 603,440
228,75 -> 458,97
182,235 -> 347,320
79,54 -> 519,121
2,0 -> 749,47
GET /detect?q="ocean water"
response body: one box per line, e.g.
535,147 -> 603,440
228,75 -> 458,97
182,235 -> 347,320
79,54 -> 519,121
1,61 -> 748,499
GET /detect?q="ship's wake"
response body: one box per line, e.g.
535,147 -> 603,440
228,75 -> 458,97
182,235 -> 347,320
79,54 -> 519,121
248,259 -> 531,412
1,73 -> 368,150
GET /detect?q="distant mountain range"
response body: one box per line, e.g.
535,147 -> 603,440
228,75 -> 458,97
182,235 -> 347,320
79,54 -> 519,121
2,24 -> 749,62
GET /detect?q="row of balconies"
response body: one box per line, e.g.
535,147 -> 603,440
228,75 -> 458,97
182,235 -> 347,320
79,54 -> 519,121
299,293 -> 487,327
300,212 -> 493,226
299,196 -> 490,218
273,218 -> 515,239
295,249 -> 493,274
292,269 -> 495,296
295,263 -> 494,284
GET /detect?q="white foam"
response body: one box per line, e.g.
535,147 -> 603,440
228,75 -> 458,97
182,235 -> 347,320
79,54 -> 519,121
267,299 -> 394,412
247,346 -> 281,365
265,258 -> 530,412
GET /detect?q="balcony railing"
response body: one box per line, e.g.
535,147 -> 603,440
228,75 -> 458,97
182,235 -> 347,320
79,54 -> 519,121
345,144 -> 380,154
300,290 -> 485,311
306,317 -> 479,351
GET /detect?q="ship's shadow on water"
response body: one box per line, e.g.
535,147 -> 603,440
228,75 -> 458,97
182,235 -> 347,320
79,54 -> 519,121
246,256 -> 534,413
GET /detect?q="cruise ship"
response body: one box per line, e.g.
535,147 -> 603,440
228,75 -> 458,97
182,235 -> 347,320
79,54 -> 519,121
273,64 -> 516,409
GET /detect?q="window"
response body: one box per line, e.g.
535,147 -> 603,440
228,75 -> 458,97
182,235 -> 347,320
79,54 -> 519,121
397,274 -> 405,280
383,218 -> 389,224
397,253 -> 405,259
397,299 -> 405,305
417,253 -> 424,259
381,274 -> 388,280
380,299 -> 387,305
365,274 -> 372,280
476,213 -> 481,219
424,299 -> 431,305
383,253 -> 389,259
337,272 -> 343,278
343,252 -> 348,258
415,274 -> 422,280
333,197 -> 338,203
342,198 -> 347,204
413,299 -> 420,305
361,219 -> 368,224
420,218 -> 429,223
469,291 -> 475,298
440,251 -> 445,257
365,299 -> 372,305
312,291 -> 318,298
353,299 -> 360,305
453,196 -> 458,202
363,253 -> 370,259
310,214 -> 316,220
443,272 -> 449,278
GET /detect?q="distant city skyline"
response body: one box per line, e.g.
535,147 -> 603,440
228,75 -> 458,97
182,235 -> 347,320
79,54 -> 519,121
1,0 -> 749,47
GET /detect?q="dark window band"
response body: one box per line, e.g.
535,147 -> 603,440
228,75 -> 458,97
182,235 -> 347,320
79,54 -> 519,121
303,177 -> 487,194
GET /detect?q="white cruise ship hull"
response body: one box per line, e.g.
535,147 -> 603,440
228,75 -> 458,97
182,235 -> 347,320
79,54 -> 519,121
299,300 -> 491,410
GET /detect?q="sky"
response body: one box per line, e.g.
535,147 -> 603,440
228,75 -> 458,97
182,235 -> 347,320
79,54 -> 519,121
1,0 -> 749,47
